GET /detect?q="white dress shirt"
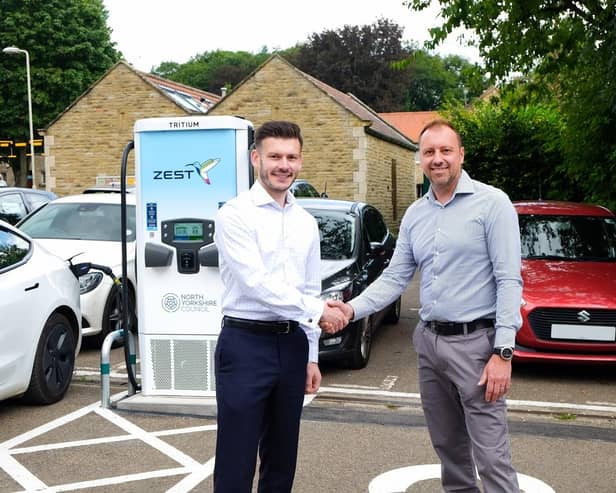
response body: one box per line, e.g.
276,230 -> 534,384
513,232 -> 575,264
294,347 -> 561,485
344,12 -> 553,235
215,180 -> 324,362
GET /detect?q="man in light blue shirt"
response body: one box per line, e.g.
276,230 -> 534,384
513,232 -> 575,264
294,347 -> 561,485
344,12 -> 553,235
332,119 -> 522,492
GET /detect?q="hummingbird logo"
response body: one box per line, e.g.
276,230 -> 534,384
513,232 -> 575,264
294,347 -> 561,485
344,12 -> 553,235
185,158 -> 220,184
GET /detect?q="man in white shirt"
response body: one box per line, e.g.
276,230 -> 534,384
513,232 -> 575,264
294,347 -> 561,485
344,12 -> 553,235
213,121 -> 347,493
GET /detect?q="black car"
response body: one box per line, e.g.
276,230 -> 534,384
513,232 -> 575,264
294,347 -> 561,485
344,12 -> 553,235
298,198 -> 400,369
290,179 -> 327,198
0,187 -> 57,225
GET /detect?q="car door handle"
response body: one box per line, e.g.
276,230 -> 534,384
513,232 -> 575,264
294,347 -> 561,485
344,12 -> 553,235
25,282 -> 39,292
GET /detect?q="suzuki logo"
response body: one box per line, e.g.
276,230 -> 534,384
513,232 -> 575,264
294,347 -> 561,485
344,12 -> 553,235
577,310 -> 591,323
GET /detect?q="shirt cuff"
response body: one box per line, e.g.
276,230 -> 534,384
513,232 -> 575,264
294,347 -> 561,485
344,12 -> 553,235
303,297 -> 325,327
494,327 -> 516,348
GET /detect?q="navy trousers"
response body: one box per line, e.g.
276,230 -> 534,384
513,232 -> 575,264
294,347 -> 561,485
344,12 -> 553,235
213,324 -> 308,493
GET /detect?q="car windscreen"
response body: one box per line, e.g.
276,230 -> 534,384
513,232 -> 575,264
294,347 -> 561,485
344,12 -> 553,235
19,203 -> 136,242
306,209 -> 355,260
519,214 -> 616,261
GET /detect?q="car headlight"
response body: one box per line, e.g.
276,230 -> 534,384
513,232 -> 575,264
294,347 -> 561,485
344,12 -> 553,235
79,271 -> 103,294
320,282 -> 353,302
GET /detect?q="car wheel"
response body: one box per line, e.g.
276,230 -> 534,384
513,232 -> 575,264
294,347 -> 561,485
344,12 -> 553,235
384,296 -> 402,324
23,313 -> 76,405
349,316 -> 373,369
93,284 -> 136,347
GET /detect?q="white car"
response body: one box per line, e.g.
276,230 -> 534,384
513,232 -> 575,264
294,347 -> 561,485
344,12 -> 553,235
17,193 -> 137,346
0,220 -> 81,404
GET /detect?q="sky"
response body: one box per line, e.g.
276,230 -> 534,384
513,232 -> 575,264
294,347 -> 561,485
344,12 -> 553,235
102,0 -> 480,72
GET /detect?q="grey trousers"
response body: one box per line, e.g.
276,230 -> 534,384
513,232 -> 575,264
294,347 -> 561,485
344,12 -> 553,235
413,321 -> 520,493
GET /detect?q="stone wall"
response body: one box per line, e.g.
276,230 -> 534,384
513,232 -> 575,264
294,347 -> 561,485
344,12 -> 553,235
43,63 -> 188,196
210,56 -> 416,231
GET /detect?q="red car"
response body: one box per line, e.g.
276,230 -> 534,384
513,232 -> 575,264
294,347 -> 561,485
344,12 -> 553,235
514,201 -> 616,364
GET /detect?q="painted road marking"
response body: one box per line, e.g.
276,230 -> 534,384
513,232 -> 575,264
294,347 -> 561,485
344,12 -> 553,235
368,464 -> 555,493
318,386 -> 616,414
1,385 -> 613,492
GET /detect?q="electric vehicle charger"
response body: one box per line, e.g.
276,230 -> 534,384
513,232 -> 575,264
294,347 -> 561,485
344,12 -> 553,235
114,116 -> 254,403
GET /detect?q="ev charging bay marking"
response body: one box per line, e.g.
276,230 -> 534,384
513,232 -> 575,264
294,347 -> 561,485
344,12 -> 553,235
1,387 -> 615,491
0,394 -> 219,492
368,465 -> 555,493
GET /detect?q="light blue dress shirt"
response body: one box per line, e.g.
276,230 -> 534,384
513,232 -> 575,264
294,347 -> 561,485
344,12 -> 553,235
215,181 -> 324,362
350,170 -> 522,348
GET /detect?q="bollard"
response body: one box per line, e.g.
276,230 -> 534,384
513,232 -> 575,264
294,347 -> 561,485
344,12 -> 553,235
100,329 -> 125,409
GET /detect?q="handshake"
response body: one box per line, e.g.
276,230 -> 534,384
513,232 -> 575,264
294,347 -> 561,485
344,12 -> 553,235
318,300 -> 354,334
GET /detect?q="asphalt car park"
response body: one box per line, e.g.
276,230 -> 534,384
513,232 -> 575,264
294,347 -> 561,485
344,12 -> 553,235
1,279 -> 615,493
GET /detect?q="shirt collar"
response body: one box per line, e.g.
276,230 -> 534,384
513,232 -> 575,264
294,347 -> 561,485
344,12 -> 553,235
250,180 -> 296,208
427,169 -> 474,203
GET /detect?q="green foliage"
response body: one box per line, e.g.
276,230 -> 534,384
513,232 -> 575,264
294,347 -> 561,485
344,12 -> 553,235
152,50 -> 270,95
404,51 -> 488,110
444,89 -> 576,202
408,0 -> 616,210
0,0 -> 120,183
405,0 -> 614,81
285,18 -> 414,112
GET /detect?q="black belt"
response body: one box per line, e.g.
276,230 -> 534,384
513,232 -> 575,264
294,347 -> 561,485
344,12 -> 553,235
425,318 -> 494,336
222,315 -> 298,334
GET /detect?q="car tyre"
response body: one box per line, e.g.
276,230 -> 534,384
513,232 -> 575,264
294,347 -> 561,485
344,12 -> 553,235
23,313 -> 76,405
349,316 -> 373,369
93,284 -> 136,348
384,296 -> 402,324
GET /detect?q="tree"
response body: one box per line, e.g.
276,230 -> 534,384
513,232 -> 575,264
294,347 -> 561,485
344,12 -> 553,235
286,18 -> 414,112
153,50 -> 270,95
0,0 -> 120,185
444,88 -> 576,202
403,51 -> 488,110
406,0 -> 614,79
408,0 -> 616,210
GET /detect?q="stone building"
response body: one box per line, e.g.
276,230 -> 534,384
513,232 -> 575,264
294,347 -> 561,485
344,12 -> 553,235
379,110 -> 441,198
43,55 -> 417,230
40,61 -> 220,196
209,55 -> 417,230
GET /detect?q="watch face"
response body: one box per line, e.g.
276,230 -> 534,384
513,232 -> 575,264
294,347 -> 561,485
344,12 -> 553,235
501,347 -> 514,360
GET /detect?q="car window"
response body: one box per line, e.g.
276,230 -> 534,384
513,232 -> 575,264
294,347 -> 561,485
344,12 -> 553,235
519,214 -> 616,260
292,182 -> 320,198
0,193 -> 28,225
363,207 -> 388,243
19,203 -> 137,242
307,209 -> 355,260
0,226 -> 30,270
26,192 -> 53,210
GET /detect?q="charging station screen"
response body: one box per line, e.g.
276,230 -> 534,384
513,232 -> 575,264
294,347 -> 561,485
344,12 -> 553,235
173,222 -> 203,242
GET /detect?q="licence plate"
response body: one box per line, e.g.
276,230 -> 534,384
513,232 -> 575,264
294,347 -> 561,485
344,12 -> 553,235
551,324 -> 616,341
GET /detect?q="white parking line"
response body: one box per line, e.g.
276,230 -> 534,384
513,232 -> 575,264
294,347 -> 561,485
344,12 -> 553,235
1,386 -> 614,492
318,386 -> 616,414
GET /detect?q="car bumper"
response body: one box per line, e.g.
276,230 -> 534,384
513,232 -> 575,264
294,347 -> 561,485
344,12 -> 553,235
318,321 -> 360,361
514,343 -> 616,364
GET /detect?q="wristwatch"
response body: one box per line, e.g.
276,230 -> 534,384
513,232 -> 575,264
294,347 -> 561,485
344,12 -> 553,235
493,346 -> 514,361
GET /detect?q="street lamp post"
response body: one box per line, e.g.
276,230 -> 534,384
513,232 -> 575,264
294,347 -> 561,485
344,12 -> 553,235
3,46 -> 37,189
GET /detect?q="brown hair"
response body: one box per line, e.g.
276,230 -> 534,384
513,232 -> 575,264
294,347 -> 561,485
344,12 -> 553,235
255,121 -> 303,150
418,119 -> 462,147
